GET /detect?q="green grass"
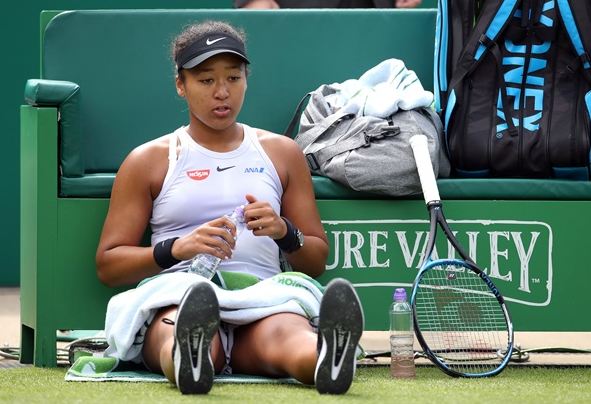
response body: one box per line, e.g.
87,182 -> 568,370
0,366 -> 590,403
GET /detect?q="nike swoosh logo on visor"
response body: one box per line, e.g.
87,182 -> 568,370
206,37 -> 226,46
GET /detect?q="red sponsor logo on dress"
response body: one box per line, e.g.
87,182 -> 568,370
186,169 -> 210,180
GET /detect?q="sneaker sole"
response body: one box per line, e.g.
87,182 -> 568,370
174,282 -> 220,394
315,278 -> 364,394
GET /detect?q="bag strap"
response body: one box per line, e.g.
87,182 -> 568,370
449,0 -> 477,78
284,88 -> 356,149
447,0 -> 522,136
305,121 -> 400,171
435,0 -> 475,112
447,0 -> 519,92
557,0 -> 591,85
283,93 -> 312,139
295,111 -> 354,150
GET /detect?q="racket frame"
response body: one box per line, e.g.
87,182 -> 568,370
408,135 -> 514,377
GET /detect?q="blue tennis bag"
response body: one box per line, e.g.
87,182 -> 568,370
435,0 -> 591,179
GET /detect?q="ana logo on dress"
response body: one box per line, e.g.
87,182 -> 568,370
244,167 -> 265,174
186,169 -> 210,181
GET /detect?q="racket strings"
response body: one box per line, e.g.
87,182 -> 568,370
414,263 -> 510,374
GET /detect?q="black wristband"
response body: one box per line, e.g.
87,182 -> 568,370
274,217 -> 301,253
153,237 -> 181,269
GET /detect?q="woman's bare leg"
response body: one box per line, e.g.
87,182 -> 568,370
229,313 -> 318,384
142,305 -> 225,383
229,279 -> 364,395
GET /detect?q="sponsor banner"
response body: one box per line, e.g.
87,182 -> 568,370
320,219 -> 552,307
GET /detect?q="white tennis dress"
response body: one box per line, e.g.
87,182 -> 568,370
150,124 -> 284,279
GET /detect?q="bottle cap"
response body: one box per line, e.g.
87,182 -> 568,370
393,288 -> 407,302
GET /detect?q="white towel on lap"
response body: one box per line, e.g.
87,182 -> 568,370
104,272 -> 324,363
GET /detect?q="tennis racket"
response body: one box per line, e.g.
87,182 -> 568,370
408,134 -> 514,378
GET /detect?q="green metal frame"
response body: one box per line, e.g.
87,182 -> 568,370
20,106 -> 126,366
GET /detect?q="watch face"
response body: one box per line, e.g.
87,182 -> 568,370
296,229 -> 305,247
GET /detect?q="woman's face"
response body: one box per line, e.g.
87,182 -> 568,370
176,53 -> 247,132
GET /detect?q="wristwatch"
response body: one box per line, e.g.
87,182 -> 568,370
275,217 -> 304,253
295,228 -> 305,250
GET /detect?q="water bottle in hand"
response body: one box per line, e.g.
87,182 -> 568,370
390,287 -> 416,378
189,205 -> 245,279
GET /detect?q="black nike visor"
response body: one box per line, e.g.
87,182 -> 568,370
176,33 -> 250,72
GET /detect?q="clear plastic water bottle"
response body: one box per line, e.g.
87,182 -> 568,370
189,205 -> 245,279
390,287 -> 416,378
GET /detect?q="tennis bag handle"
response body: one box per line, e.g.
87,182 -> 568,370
283,93 -> 312,139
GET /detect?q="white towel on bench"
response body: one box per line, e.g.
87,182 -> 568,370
104,272 -> 324,363
325,58 -> 434,118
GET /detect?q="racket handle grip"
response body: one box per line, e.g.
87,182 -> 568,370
409,134 -> 441,204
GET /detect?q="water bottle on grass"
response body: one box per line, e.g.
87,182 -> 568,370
390,287 -> 416,378
189,205 -> 245,279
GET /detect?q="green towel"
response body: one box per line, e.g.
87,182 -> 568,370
65,356 -> 301,384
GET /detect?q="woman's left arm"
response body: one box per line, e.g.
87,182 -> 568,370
255,133 -> 328,278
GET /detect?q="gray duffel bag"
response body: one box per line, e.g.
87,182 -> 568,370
285,84 -> 450,197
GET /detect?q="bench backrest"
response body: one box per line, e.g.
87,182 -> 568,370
40,9 -> 435,196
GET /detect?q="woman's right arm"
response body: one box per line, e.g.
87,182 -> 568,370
95,142 -> 167,287
96,138 -> 239,287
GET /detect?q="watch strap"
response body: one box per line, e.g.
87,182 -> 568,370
274,217 -> 302,253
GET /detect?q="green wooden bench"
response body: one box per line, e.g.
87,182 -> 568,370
20,9 -> 591,367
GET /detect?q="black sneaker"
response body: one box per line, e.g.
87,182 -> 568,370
173,282 -> 220,394
315,278 -> 364,394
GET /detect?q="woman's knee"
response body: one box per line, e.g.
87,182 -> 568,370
142,305 -> 225,375
142,306 -> 178,372
232,314 -> 317,371
248,313 -> 313,347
